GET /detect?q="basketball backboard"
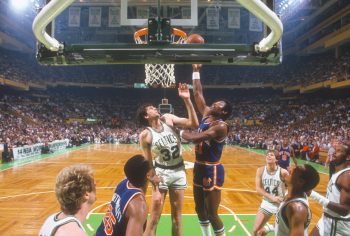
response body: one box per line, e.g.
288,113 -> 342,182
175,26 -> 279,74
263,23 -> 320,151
33,0 -> 282,66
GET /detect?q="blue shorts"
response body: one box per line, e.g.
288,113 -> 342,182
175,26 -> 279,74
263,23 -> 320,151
193,162 -> 224,191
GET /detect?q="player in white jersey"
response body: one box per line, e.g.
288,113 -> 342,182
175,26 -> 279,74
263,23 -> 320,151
257,164 -> 320,236
309,143 -> 350,236
39,164 -> 96,236
253,150 -> 288,236
137,83 -> 199,236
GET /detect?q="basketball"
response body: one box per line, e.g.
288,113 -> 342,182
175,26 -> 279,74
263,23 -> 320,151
186,34 -> 205,44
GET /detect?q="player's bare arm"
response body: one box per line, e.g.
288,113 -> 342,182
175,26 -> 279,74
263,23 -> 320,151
181,122 -> 227,143
192,64 -> 210,116
161,83 -> 199,129
286,202 -> 308,236
327,171 -> 350,216
255,167 -> 282,203
139,130 -> 158,188
125,195 -> 148,236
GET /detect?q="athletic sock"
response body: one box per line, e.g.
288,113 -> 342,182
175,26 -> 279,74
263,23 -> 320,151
199,220 -> 212,236
214,227 -> 225,236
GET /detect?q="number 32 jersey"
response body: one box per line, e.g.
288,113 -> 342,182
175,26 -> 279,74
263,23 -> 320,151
147,121 -> 182,167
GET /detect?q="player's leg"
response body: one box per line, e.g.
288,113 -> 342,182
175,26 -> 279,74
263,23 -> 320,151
144,188 -> 167,236
169,188 -> 184,236
204,189 -> 225,235
252,210 -> 271,236
194,185 -> 211,236
193,164 -> 211,236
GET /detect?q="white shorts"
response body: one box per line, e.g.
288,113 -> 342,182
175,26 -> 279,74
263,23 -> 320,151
259,199 -> 279,216
155,166 -> 187,190
318,213 -> 350,236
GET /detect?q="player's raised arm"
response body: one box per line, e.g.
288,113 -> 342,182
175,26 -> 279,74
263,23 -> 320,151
192,64 -> 210,116
163,83 -> 199,129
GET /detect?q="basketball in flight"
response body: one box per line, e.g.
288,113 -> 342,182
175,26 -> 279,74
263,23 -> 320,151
186,34 -> 205,44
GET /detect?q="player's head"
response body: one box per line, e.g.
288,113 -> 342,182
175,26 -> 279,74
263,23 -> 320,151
209,99 -> 232,120
136,103 -> 160,126
333,143 -> 350,166
55,164 -> 96,215
286,164 -> 319,194
265,149 -> 278,164
282,137 -> 289,146
124,154 -> 151,188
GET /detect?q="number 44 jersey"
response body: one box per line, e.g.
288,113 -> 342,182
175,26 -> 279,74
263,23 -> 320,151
262,166 -> 285,203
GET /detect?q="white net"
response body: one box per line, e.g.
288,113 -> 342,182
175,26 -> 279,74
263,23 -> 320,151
134,28 -> 187,88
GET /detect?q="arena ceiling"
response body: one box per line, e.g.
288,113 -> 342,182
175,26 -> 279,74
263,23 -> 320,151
0,0 -> 349,55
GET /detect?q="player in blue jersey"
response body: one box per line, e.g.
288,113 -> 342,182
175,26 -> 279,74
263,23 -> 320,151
277,137 -> 297,169
96,155 -> 152,236
180,64 -> 232,236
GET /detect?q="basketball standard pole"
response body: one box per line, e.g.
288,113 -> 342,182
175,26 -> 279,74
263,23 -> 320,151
32,0 -> 283,53
236,0 -> 283,52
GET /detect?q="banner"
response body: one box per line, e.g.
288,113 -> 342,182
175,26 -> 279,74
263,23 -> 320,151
48,139 -> 69,152
13,143 -> 43,160
109,7 -> 120,27
249,13 -> 263,32
206,8 -> 219,30
89,7 -> 102,27
68,7 -> 80,27
228,8 -> 240,29
13,139 -> 69,160
137,7 -> 149,19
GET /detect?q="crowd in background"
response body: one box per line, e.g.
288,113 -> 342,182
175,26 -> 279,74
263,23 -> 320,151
1,87 -> 349,164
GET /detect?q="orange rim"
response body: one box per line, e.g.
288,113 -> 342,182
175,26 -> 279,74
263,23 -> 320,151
134,27 -> 187,42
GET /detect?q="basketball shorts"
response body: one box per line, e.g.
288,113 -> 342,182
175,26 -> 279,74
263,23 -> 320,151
193,163 -> 224,191
318,213 -> 350,236
259,199 -> 279,216
155,165 -> 187,190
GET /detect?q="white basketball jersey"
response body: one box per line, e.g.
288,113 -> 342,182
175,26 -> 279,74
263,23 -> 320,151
275,197 -> 311,236
324,167 -> 350,219
39,213 -> 85,236
261,166 -> 285,203
148,122 -> 182,167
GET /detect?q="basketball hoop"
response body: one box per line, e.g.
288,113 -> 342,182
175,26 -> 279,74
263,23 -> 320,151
134,28 -> 187,88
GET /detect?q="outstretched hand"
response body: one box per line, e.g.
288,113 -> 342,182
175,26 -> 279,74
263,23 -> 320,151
178,83 -> 190,99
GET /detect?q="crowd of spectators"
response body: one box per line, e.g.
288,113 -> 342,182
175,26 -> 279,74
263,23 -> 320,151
0,87 -> 349,164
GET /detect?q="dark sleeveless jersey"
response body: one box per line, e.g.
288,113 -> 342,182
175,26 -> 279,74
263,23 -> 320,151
96,178 -> 143,236
195,117 -> 228,163
278,146 -> 291,169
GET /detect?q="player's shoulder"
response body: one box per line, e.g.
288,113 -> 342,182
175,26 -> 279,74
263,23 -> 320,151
139,129 -> 151,141
54,221 -> 86,236
256,166 -> 265,174
127,194 -> 147,216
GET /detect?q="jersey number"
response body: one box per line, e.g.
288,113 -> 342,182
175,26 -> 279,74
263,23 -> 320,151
265,186 -> 278,196
160,146 -> 180,161
103,204 -> 116,235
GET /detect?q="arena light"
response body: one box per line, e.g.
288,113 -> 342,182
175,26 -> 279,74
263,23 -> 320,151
10,0 -> 30,12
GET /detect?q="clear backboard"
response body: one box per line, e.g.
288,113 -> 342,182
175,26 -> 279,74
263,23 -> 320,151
33,0 -> 282,66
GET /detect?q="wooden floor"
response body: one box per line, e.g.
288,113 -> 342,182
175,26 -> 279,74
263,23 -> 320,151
0,144 -> 328,236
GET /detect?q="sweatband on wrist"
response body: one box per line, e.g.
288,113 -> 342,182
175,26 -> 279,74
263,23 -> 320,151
179,130 -> 184,138
310,191 -> 330,207
192,72 -> 200,80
